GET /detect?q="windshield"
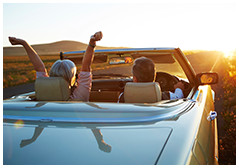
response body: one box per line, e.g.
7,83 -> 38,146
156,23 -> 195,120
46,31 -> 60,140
91,53 -> 187,80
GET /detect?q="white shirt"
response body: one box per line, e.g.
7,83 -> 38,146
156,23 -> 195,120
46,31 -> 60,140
169,88 -> 184,99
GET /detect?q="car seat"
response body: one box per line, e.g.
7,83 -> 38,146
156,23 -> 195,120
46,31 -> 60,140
124,82 -> 162,103
35,77 -> 70,101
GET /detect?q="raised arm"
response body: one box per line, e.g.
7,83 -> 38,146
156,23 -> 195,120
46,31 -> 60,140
8,37 -> 46,72
81,31 -> 103,72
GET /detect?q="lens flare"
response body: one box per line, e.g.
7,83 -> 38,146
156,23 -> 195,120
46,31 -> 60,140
14,120 -> 24,129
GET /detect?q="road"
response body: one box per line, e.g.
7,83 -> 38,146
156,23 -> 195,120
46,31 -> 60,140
3,83 -> 35,100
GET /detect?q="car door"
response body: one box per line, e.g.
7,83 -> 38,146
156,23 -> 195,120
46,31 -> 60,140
190,85 -> 218,164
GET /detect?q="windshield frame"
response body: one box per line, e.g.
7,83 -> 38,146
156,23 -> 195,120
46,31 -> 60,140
62,48 -> 196,86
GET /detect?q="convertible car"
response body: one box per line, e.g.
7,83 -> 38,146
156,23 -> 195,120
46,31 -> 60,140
3,48 -> 219,165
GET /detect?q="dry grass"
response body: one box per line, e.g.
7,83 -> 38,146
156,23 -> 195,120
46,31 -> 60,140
3,55 -> 59,88
218,51 -> 236,165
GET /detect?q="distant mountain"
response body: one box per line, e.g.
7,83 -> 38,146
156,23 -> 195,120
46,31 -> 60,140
3,40 -> 123,56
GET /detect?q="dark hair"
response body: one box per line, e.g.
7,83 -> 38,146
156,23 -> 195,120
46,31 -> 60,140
132,57 -> 155,82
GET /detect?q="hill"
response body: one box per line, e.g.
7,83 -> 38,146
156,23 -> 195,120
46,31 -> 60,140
3,40 -> 123,56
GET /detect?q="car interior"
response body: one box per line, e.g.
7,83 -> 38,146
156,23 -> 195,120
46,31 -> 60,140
22,51 -> 192,103
32,71 -> 191,103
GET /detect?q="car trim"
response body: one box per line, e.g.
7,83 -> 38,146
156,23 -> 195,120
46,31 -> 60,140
62,47 -> 177,55
62,47 -> 197,88
4,101 -> 195,124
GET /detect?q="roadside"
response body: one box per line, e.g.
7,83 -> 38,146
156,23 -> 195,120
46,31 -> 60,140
216,53 -> 236,165
3,83 -> 34,99
186,51 -> 226,136
186,50 -> 236,165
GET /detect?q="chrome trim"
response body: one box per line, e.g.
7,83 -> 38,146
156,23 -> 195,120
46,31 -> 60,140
4,101 -> 195,124
63,47 -> 176,55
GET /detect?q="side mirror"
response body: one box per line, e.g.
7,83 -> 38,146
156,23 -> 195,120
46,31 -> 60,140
196,72 -> 218,85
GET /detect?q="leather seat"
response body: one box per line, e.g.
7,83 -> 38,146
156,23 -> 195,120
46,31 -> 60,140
124,82 -> 162,103
35,77 -> 70,101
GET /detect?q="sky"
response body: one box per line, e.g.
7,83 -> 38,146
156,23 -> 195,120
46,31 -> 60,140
2,0 -> 237,51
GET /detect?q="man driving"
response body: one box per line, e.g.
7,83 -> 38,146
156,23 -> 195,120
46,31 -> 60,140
118,57 -> 184,102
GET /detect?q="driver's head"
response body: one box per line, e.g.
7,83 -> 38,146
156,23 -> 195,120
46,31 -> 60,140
132,57 -> 155,82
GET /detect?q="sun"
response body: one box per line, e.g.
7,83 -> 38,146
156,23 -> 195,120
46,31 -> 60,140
222,48 -> 236,58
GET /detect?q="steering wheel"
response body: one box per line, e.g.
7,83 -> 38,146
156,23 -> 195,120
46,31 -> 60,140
155,72 -> 179,92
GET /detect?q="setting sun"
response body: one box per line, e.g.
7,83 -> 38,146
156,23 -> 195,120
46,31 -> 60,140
222,49 -> 236,58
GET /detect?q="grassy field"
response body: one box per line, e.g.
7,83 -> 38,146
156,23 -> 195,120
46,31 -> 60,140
218,51 -> 236,164
3,55 -> 59,88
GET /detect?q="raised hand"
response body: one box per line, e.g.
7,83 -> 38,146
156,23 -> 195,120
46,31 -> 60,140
8,36 -> 46,72
89,31 -> 103,47
81,31 -> 103,72
8,37 -> 25,45
91,31 -> 103,42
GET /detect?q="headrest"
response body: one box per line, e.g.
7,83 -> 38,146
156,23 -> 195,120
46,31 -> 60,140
35,77 -> 70,101
124,82 -> 162,103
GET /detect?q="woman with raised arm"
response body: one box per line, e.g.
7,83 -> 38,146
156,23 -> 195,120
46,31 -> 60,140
8,31 -> 103,101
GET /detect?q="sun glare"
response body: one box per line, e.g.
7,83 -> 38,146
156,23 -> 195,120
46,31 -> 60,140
222,49 -> 236,58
